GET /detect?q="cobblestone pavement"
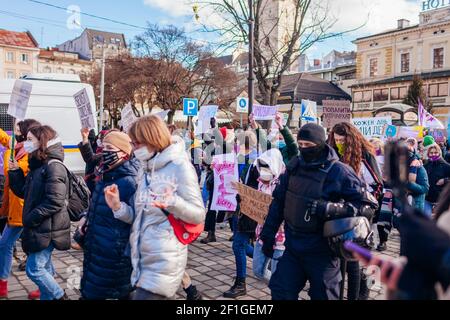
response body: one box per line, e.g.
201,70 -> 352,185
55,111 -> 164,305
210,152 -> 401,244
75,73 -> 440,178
3,224 -> 400,300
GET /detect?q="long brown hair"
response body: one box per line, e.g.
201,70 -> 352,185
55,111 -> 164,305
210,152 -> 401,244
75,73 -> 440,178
329,122 -> 375,174
28,125 -> 58,161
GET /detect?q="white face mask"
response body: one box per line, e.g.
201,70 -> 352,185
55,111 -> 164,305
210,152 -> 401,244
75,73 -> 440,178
24,141 -> 39,154
259,167 -> 274,182
97,139 -> 102,147
134,146 -> 155,162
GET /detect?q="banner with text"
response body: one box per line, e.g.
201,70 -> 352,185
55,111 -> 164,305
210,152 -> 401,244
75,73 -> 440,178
210,153 -> 239,212
352,117 -> 392,138
322,100 -> 351,129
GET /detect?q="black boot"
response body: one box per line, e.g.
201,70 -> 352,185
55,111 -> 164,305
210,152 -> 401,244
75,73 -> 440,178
359,271 -> 370,301
223,278 -> 246,298
184,285 -> 203,300
376,242 -> 387,252
200,232 -> 216,244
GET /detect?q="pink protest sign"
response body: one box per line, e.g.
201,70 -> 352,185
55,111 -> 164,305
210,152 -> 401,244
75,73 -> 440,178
210,153 -> 238,212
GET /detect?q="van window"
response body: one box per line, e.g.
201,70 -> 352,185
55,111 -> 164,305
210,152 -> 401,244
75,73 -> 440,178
0,104 -> 15,132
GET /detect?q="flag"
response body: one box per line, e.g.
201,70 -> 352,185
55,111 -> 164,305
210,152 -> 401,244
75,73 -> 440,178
418,99 -> 444,129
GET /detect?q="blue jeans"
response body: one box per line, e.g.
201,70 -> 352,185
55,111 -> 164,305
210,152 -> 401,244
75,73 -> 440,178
201,179 -> 209,208
232,232 -> 254,279
26,244 -> 64,300
0,225 -> 23,279
252,241 -> 284,281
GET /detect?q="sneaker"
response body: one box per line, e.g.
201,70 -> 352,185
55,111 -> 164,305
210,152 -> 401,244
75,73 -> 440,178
28,289 -> 40,300
223,278 -> 247,299
184,285 -> 203,300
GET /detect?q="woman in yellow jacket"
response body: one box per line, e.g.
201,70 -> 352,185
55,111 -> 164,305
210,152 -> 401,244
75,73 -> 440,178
0,119 -> 40,299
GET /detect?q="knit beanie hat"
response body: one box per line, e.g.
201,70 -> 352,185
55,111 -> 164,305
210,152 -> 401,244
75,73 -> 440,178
423,135 -> 435,148
297,123 -> 326,145
103,131 -> 133,156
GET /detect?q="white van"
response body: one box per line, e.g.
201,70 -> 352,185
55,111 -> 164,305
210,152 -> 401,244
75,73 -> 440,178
0,74 -> 98,174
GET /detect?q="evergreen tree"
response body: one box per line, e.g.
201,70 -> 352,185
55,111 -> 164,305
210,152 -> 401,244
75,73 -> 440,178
403,75 -> 432,112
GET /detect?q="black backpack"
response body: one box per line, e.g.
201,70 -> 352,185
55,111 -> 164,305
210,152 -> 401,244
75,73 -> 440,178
47,160 -> 91,222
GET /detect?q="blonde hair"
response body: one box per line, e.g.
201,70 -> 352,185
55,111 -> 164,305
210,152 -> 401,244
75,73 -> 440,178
129,115 -> 171,152
370,137 -> 384,154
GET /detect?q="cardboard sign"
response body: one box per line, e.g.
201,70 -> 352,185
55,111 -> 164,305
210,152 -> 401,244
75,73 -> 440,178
322,100 -> 351,129
232,182 -> 273,225
195,105 -> 218,135
74,88 -> 95,129
301,100 -> 318,122
8,80 -> 32,120
352,117 -> 392,138
430,129 -> 447,143
121,104 -> 137,133
210,153 -> 239,212
253,105 -> 278,121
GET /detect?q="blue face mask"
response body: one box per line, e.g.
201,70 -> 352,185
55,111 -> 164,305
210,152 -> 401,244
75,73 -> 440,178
277,141 -> 287,149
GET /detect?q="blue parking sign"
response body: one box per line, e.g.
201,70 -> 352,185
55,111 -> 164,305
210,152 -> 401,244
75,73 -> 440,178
183,98 -> 198,116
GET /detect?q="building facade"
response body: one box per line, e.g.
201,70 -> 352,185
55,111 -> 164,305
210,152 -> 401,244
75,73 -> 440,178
0,30 -> 39,79
38,48 -> 93,75
57,29 -> 127,62
351,6 -> 450,125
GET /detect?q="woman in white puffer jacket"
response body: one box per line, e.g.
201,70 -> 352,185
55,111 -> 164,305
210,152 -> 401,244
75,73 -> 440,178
104,115 -> 205,300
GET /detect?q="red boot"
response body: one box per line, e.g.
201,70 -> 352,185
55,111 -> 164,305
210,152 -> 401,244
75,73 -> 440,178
0,280 -> 7,299
28,289 -> 40,300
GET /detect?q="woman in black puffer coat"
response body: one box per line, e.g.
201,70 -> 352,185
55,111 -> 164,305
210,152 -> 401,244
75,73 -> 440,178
80,131 -> 139,300
9,125 -> 70,300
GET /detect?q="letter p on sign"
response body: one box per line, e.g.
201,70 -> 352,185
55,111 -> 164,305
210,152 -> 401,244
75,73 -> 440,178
183,98 -> 198,116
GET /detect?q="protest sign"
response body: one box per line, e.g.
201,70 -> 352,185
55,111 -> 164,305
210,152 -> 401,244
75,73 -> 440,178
8,80 -> 32,120
74,88 -> 95,129
253,105 -> 278,121
352,117 -> 392,138
121,104 -> 137,133
430,129 -> 447,143
195,105 -> 219,135
210,153 -> 238,212
322,100 -> 351,129
301,100 -> 318,122
383,125 -> 424,140
231,182 -> 273,224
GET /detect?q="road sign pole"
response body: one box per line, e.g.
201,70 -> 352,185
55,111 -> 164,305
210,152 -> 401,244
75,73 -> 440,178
240,113 -> 243,128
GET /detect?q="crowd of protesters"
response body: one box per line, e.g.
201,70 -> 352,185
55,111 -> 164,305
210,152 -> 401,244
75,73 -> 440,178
0,112 -> 449,300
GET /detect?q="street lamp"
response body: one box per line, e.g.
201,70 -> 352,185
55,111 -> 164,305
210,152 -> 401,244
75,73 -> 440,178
248,0 -> 255,116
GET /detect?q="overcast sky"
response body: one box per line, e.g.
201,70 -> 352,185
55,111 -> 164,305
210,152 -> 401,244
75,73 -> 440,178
1,0 -> 424,59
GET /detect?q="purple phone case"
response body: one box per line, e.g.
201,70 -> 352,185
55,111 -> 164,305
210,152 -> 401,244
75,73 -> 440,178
344,241 -> 372,261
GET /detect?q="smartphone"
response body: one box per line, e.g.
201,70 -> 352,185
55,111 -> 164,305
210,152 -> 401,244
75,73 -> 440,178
344,241 -> 372,262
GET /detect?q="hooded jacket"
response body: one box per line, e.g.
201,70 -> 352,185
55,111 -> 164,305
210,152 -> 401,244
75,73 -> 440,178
424,152 -> 450,203
113,136 -> 205,298
9,143 -> 70,254
81,158 -> 139,300
0,129 -> 29,227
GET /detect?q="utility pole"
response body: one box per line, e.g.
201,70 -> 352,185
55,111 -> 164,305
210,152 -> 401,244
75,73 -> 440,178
248,0 -> 255,117
99,44 -> 106,130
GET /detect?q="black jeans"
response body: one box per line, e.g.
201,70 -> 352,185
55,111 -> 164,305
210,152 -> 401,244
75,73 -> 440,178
131,288 -> 169,300
346,261 -> 361,300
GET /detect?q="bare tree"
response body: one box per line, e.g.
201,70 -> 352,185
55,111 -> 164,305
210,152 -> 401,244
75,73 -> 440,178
193,0 -> 362,106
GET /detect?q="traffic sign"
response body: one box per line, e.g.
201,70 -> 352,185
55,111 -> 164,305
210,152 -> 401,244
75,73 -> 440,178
236,97 -> 249,113
183,98 -> 198,116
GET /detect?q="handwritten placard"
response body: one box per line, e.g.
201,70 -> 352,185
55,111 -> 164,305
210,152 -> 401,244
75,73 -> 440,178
322,100 -> 351,129
121,104 -> 137,133
253,105 -> 278,121
74,88 -> 95,129
210,153 -> 238,212
232,182 -> 273,225
8,80 -> 32,120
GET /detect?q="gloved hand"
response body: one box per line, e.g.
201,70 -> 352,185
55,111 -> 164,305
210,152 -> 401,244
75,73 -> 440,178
261,237 -> 275,259
307,199 -> 328,220
210,117 -> 216,129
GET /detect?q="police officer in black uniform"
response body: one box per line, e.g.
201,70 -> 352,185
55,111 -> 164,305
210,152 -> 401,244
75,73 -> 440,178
260,123 -> 373,300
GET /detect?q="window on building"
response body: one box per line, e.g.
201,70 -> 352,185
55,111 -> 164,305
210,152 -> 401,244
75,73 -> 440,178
399,86 -> 408,99
369,58 -> 378,77
20,53 -> 29,64
363,90 -> 372,102
429,82 -> 449,97
400,53 -> 410,73
373,89 -> 389,101
433,48 -> 444,69
354,91 -> 363,103
6,71 -> 15,79
6,52 -> 14,62
43,66 -> 51,73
